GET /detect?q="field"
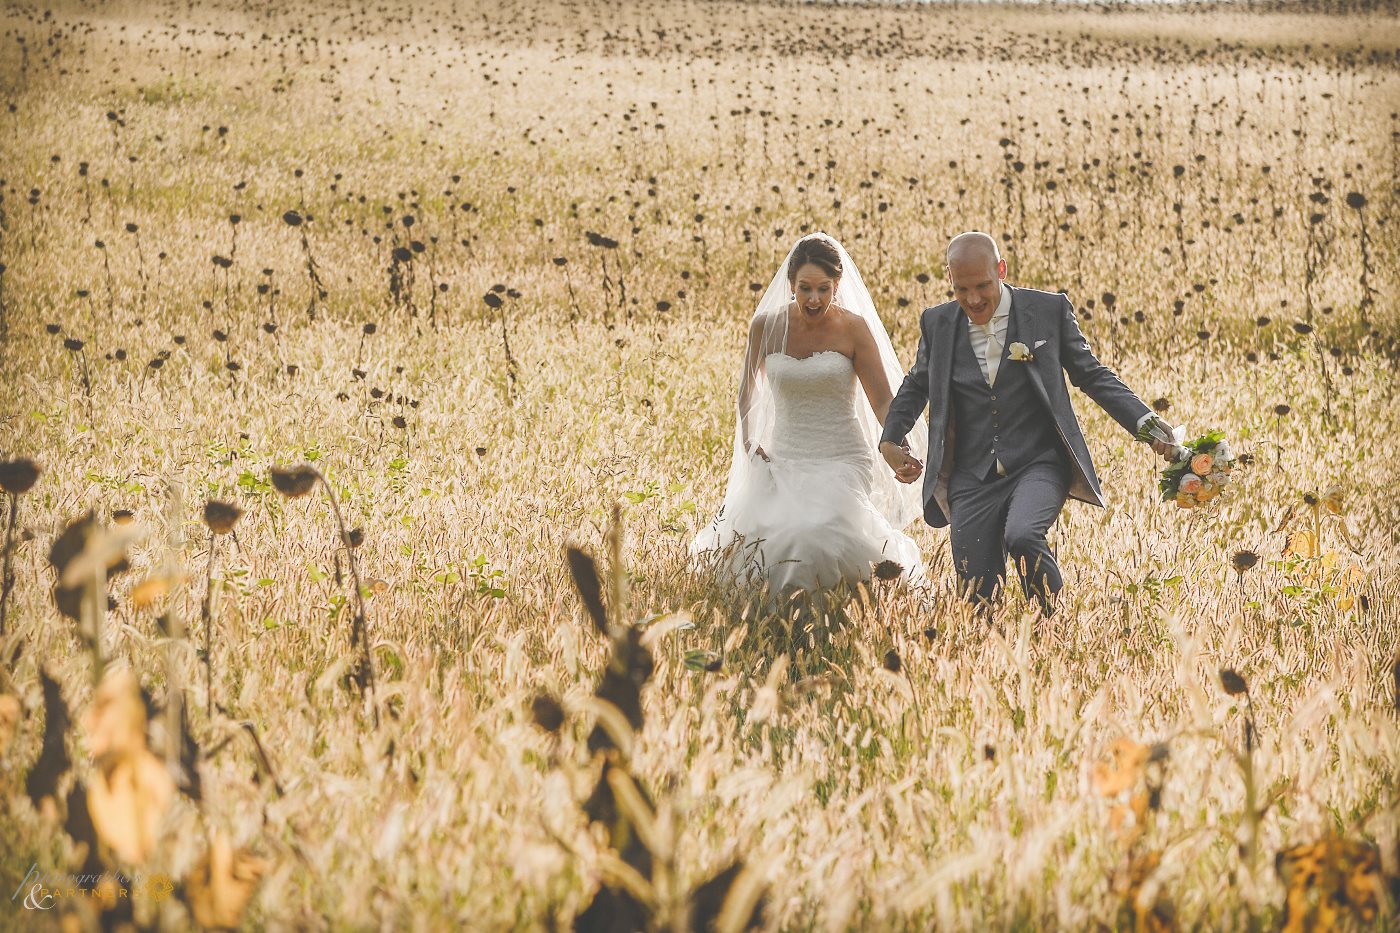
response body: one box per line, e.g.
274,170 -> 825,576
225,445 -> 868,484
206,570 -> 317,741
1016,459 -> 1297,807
1,0 -> 1398,929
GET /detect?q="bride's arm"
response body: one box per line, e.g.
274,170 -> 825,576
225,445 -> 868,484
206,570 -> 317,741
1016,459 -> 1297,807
855,316 -> 922,482
851,316 -> 894,426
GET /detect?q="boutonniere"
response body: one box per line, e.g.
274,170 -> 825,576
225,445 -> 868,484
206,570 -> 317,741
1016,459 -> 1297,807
1008,342 -> 1034,361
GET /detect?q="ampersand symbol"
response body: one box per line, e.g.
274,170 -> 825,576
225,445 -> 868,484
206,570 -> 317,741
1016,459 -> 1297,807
22,884 -> 54,910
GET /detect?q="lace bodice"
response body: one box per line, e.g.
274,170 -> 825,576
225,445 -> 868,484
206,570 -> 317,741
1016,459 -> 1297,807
765,351 -> 871,464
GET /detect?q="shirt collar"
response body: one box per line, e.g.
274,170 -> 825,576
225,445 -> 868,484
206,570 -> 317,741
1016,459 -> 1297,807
970,284 -> 1010,332
993,283 -> 1011,324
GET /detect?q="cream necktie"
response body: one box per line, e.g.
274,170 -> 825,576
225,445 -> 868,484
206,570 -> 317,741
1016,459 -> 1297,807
981,323 -> 1002,386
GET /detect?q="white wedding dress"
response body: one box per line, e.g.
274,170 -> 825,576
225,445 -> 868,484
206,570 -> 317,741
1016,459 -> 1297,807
698,349 -> 924,596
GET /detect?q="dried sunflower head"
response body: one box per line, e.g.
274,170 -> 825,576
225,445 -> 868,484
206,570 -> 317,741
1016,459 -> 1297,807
203,500 -> 243,535
269,465 -> 318,498
0,458 -> 41,495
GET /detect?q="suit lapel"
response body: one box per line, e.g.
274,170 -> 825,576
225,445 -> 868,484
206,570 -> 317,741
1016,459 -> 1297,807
996,287 -> 1019,375
1010,286 -> 1053,409
1006,285 -> 1029,363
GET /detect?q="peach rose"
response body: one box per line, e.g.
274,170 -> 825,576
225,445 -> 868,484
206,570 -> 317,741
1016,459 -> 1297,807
1191,453 -> 1213,476
1176,492 -> 1195,509
1197,484 -> 1220,502
1179,474 -> 1203,495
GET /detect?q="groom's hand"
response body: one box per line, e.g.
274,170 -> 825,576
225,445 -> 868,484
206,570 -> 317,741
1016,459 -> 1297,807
880,441 -> 923,484
1146,422 -> 1180,462
1140,415 -> 1182,462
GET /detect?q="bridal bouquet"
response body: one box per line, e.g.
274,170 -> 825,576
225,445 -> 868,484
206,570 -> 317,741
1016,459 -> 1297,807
1137,418 -> 1239,510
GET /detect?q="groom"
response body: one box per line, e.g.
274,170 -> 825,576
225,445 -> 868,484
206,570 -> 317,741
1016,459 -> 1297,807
880,232 -> 1176,613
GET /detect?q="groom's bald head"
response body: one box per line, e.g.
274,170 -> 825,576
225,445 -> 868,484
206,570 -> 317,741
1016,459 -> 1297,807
944,231 -> 1006,325
946,231 -> 1000,268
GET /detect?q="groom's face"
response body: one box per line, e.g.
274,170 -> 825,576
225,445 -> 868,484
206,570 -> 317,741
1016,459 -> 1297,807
947,256 -> 1006,325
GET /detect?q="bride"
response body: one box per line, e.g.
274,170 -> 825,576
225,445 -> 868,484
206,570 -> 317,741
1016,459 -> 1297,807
691,233 -> 928,599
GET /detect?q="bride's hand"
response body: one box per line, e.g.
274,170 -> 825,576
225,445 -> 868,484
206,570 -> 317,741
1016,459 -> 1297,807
743,440 -> 771,462
880,441 -> 922,483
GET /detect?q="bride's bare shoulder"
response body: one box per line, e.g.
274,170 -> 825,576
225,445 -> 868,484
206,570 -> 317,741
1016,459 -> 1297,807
831,305 -> 872,334
750,304 -> 794,330
747,305 -> 793,354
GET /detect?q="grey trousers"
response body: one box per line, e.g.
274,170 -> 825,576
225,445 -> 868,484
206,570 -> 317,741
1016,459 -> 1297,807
946,456 -> 1071,610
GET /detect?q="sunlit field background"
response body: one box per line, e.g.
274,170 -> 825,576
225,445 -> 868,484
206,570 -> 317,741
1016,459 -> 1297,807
0,0 -> 1397,929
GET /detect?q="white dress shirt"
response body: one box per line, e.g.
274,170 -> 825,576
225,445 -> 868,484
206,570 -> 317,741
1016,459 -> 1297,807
967,283 -> 1012,387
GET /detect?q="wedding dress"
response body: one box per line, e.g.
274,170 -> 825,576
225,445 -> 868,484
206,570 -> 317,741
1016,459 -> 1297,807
691,233 -> 928,599
705,350 -> 923,594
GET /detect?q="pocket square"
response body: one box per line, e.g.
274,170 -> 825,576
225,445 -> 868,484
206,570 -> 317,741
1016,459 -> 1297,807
1033,339 -> 1048,349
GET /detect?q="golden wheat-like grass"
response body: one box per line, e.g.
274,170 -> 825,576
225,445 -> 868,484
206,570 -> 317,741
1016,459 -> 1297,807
0,0 -> 1396,929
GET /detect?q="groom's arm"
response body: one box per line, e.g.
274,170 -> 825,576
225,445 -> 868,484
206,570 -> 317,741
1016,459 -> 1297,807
880,310 -> 932,447
1056,294 -> 1152,436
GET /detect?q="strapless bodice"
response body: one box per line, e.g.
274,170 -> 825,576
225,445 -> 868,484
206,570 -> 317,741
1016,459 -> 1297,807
766,351 -> 870,464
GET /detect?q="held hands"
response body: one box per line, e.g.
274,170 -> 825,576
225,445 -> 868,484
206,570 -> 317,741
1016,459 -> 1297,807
879,441 -> 923,484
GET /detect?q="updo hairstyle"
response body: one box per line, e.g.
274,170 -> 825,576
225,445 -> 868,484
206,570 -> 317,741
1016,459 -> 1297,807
786,236 -> 843,284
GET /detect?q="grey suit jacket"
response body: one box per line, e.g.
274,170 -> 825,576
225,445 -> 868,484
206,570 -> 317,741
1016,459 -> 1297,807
881,285 -> 1151,528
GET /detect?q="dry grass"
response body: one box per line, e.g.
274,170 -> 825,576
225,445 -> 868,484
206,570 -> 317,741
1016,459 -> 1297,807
0,0 -> 1397,929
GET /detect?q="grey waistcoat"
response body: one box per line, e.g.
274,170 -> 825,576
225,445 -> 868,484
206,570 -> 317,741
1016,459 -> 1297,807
949,311 -> 1063,481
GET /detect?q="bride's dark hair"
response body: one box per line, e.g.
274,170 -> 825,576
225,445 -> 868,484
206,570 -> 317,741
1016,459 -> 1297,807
786,236 -> 843,283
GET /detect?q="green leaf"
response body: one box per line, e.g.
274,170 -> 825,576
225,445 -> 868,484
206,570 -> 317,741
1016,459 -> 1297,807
375,646 -> 405,679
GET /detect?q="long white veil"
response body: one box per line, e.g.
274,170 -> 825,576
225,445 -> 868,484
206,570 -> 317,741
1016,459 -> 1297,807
692,232 -> 928,563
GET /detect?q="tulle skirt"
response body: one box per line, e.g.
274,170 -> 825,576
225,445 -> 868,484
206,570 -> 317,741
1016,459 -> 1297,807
692,453 -> 924,599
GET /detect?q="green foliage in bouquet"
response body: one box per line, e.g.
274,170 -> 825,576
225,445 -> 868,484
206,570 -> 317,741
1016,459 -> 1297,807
1152,429 -> 1227,501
